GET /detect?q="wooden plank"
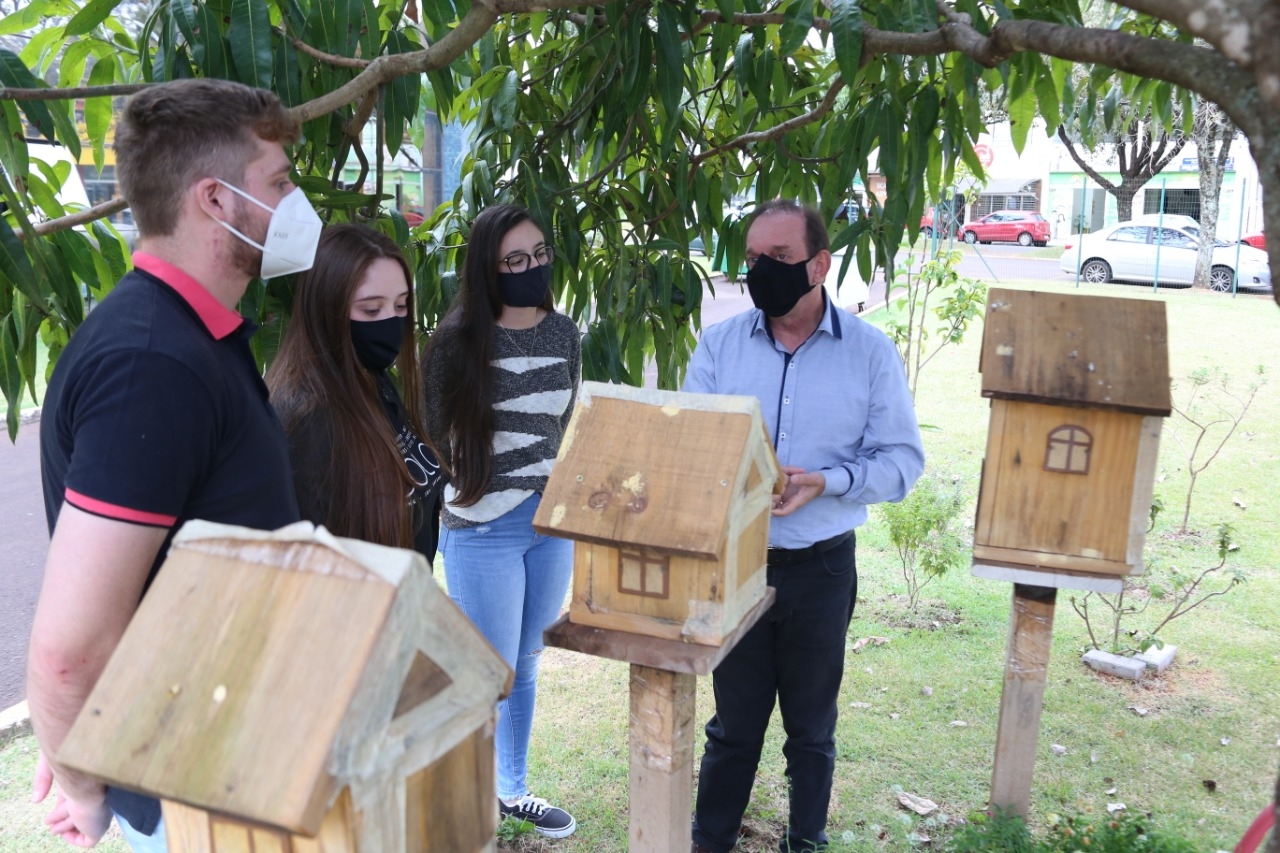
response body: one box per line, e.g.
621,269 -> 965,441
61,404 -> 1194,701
405,725 -> 496,852
162,800 -> 213,853
546,587 -> 775,675
1126,416 -> 1163,570
974,400 -> 1142,571
980,288 -> 1170,415
629,665 -> 696,853
990,584 -> 1057,817
534,388 -> 776,558
210,818 -> 253,852
972,544 -> 1133,577
293,788 -> 357,853
59,541 -> 396,835
971,562 -> 1125,594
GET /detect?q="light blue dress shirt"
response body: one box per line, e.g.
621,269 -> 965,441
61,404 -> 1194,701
683,296 -> 925,549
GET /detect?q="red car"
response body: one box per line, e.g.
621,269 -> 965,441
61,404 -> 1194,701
1241,231 -> 1266,250
959,210 -> 1051,247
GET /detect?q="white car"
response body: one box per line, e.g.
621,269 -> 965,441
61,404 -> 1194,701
1059,220 -> 1272,292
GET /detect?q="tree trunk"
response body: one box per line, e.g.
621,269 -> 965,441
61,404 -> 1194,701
1193,109 -> 1234,290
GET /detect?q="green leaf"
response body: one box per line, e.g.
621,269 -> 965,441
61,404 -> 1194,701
230,0 -> 274,89
57,38 -> 96,88
273,36 -> 303,107
193,3 -> 231,79
0,0 -> 49,36
0,50 -> 57,142
90,221 -> 128,285
1009,83 -> 1035,154
655,5 -> 683,121
65,0 -> 123,37
0,218 -> 40,307
85,59 -> 114,172
171,0 -> 199,44
359,0 -> 380,61
830,0 -> 863,83
734,34 -> 755,99
779,0 -> 814,56
492,69 -> 519,132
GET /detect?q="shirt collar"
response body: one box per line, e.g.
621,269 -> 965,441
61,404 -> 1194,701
750,289 -> 842,343
132,252 -> 244,341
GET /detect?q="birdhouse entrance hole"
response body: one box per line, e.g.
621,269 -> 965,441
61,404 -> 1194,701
618,549 -> 670,599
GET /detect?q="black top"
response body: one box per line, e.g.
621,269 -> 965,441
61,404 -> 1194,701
39,255 -> 301,836
280,371 -> 445,561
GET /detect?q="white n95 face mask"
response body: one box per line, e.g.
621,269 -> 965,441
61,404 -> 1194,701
214,179 -> 323,279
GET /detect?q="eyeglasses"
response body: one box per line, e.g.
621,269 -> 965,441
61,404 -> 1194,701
500,246 -> 555,273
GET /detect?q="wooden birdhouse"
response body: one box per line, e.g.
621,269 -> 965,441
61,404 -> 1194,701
58,521 -> 512,853
972,288 -> 1171,589
532,381 -> 785,646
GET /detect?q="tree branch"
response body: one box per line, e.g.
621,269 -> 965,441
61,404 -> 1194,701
0,82 -> 153,100
276,27 -> 371,69
289,3 -> 498,124
14,198 -> 129,242
1057,125 -> 1119,193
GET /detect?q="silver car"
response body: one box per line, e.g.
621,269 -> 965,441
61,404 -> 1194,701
1059,221 -> 1272,292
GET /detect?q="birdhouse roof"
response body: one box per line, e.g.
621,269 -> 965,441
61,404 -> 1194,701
533,382 -> 784,558
979,288 -> 1171,415
57,522 -> 512,836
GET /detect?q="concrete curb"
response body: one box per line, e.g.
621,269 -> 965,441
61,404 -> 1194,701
1,700 -> 31,745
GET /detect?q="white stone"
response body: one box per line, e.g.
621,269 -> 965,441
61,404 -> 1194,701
1136,644 -> 1177,673
1083,649 -> 1147,681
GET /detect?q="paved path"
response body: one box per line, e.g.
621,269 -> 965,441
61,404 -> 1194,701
1,417 -> 47,710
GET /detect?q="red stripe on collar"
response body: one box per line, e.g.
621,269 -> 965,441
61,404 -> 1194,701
132,253 -> 243,341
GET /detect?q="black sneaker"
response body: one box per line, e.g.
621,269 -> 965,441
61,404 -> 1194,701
499,795 -> 577,838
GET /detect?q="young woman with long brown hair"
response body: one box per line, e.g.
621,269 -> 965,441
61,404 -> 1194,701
422,203 -> 580,838
268,224 -> 444,559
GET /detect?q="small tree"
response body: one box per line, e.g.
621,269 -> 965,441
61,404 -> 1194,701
885,249 -> 987,400
1070,523 -> 1245,655
880,474 -> 967,612
1168,366 -> 1265,533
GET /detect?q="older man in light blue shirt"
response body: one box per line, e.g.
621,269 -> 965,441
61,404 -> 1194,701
685,199 -> 924,853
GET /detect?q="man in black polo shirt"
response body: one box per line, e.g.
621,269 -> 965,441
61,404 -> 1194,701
28,79 -> 318,851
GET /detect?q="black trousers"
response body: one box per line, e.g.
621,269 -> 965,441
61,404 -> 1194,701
692,533 -> 858,852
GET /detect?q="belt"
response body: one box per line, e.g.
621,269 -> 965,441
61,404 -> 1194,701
766,530 -> 854,567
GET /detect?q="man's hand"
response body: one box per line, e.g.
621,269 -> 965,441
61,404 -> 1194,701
771,466 -> 825,517
32,751 -> 111,848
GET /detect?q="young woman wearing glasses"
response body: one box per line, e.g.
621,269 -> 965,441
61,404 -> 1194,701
421,204 -> 581,838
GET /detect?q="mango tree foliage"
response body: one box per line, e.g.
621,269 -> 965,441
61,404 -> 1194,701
3,0 -> 1280,438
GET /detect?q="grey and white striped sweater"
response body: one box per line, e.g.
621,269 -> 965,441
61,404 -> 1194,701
424,311 -> 581,529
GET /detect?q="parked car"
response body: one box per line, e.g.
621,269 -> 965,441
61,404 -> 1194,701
958,210 -> 1051,247
1058,220 -> 1272,292
1241,231 -> 1266,250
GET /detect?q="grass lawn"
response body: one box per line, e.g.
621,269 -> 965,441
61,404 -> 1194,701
2,283 -> 1277,851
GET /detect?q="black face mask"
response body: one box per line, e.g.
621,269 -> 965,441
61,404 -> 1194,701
349,316 -> 406,372
746,253 -> 816,318
498,263 -> 552,308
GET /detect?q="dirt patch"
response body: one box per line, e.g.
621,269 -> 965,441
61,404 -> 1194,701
869,595 -> 965,632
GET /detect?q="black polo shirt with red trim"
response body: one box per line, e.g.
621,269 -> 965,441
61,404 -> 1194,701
39,252 -> 300,834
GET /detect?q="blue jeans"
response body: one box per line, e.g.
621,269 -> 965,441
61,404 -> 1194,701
441,493 -> 573,801
693,533 -> 858,853
114,811 -> 167,853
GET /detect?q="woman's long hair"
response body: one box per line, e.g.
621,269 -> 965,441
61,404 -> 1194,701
267,224 -> 428,548
425,204 -> 555,507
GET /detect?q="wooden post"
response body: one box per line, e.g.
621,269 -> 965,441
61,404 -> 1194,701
628,665 -> 696,852
990,583 -> 1057,816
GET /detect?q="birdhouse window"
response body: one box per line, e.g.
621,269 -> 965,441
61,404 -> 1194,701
618,549 -> 670,599
1044,425 -> 1092,474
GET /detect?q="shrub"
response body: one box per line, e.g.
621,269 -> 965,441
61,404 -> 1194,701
880,473 -> 967,611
